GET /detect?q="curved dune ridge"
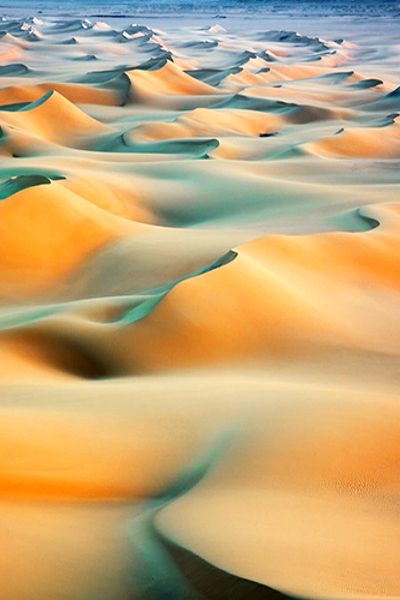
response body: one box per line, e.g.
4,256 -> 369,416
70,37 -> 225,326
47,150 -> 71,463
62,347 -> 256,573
0,13 -> 399,600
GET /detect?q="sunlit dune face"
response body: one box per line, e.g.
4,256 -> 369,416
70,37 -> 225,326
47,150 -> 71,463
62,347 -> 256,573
308,123 -> 400,158
0,90 -> 110,147
106,210 -> 400,371
127,61 -> 216,100
0,82 -> 120,106
0,181 -> 134,298
158,399 -> 400,598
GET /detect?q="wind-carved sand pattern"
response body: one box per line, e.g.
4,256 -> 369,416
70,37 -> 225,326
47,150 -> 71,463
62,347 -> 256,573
0,14 -> 399,600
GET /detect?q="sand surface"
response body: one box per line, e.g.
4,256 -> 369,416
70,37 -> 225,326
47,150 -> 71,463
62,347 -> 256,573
0,11 -> 399,600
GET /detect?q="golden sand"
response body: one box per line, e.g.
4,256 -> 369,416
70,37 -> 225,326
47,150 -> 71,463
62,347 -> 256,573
0,15 -> 399,600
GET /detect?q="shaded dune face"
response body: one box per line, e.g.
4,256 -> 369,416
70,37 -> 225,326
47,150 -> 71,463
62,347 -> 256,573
0,13 -> 399,600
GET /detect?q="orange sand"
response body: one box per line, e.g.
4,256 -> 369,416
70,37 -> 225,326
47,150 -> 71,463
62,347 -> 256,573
0,15 -> 399,600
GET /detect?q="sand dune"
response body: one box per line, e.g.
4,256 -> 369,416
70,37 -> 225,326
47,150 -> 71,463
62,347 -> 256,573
0,13 -> 399,600
308,121 -> 400,158
0,89 -> 110,150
